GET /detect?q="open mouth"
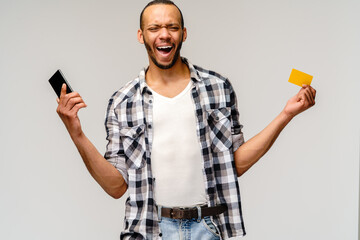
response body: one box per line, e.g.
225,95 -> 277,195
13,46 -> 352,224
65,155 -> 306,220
156,46 -> 173,55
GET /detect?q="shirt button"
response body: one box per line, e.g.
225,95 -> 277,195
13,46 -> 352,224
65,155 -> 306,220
148,124 -> 152,129
149,100 -> 152,104
159,233 -> 162,237
215,116 -> 219,121
132,134 -> 137,138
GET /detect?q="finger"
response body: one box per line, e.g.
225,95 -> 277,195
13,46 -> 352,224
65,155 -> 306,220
56,98 -> 60,104
298,88 -> 310,104
57,97 -> 86,117
301,85 -> 316,105
310,89 -> 316,105
310,87 -> 316,100
62,92 -> 81,107
305,87 -> 316,105
303,85 -> 316,94
303,88 -> 313,105
70,98 -> 87,111
302,84 -> 309,89
69,102 -> 87,115
65,97 -> 85,111
66,91 -> 81,98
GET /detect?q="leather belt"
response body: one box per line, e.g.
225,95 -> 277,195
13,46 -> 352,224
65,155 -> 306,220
160,204 -> 227,219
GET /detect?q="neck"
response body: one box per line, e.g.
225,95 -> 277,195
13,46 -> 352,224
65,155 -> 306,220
146,57 -> 190,85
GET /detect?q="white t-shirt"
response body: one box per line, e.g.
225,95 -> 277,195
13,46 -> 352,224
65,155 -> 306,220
148,80 -> 207,208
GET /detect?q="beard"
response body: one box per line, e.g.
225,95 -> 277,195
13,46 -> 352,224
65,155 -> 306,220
143,34 -> 183,70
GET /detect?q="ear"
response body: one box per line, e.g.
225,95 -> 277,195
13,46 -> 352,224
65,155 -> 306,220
182,27 -> 187,42
137,29 -> 144,44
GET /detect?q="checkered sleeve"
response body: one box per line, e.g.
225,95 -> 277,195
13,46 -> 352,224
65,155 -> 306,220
104,95 -> 128,184
225,79 -> 244,152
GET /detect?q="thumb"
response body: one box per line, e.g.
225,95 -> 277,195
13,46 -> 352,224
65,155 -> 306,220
60,83 -> 67,98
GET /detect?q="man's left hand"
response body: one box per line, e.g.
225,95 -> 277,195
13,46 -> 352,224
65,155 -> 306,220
283,85 -> 316,118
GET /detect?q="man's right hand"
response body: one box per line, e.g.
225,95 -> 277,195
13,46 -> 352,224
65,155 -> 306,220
56,83 -> 87,138
55,83 -> 127,198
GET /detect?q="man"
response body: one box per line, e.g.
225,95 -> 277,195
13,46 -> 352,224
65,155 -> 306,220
56,1 -> 316,239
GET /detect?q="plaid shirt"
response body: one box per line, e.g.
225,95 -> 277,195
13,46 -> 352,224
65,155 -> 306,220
104,58 -> 246,240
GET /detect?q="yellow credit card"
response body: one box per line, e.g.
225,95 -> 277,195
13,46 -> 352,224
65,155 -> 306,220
288,69 -> 313,87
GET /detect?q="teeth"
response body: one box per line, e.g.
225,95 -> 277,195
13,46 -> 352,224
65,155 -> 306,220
157,46 -> 172,50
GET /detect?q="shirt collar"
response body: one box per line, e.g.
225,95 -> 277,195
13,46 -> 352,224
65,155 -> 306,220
139,57 -> 201,94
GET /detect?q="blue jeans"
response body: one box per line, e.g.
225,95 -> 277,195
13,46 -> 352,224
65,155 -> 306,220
159,216 -> 221,240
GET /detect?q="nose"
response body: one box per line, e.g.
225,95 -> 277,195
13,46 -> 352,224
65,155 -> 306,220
159,27 -> 171,40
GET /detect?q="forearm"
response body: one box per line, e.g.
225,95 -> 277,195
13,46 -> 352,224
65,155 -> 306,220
70,132 -> 127,199
234,110 -> 293,177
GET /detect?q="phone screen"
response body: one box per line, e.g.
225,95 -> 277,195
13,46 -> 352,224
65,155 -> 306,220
48,70 -> 73,98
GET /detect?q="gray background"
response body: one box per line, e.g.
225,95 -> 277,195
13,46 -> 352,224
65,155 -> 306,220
0,0 -> 359,239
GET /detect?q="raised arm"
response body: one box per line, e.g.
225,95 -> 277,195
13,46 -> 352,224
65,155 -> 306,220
56,84 -> 127,198
234,85 -> 316,177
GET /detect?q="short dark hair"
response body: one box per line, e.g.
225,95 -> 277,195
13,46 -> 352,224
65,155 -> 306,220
140,0 -> 184,30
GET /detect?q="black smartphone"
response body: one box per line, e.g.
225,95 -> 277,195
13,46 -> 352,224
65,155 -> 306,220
48,69 -> 73,98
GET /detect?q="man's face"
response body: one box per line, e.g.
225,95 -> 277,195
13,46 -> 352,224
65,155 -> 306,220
138,4 -> 187,69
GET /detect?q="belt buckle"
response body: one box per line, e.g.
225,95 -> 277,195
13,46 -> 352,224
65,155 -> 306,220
171,207 -> 186,219
170,208 -> 174,218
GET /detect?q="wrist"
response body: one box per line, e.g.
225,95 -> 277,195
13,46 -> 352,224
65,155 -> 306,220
279,110 -> 294,123
70,129 -> 86,144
